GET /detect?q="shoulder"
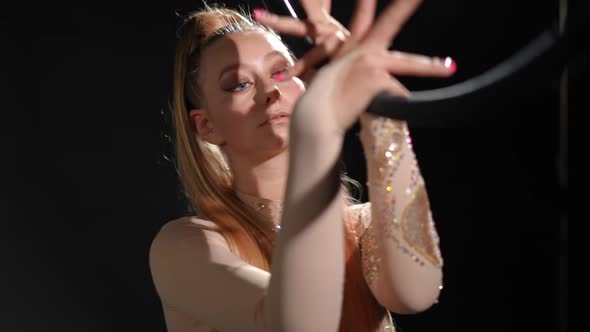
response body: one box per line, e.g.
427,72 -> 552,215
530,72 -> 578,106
157,215 -> 223,236
149,216 -> 229,263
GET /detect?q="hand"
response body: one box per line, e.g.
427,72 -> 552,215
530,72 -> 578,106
273,0 -> 457,132
253,0 -> 351,83
253,0 -> 455,90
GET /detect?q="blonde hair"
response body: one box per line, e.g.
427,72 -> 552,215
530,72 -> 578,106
171,3 -> 386,331
172,4 -> 277,270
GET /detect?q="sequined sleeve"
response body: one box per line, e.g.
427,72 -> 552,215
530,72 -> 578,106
357,112 -> 444,313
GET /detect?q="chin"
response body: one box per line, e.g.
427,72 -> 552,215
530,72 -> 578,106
263,132 -> 289,152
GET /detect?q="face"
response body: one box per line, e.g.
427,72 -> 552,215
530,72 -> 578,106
194,31 -> 305,159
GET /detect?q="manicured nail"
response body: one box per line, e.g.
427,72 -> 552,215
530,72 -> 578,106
253,8 -> 266,20
444,57 -> 457,73
275,73 -> 285,82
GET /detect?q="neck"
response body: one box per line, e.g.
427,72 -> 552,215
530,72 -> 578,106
229,148 -> 288,202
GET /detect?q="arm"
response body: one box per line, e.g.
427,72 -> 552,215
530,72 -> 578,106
268,92 -> 347,332
358,112 -> 443,314
253,0 -> 450,317
149,218 -> 272,332
153,0 -> 452,329
149,104 -> 347,332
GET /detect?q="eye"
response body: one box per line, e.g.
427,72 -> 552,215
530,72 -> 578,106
272,67 -> 289,79
228,81 -> 252,92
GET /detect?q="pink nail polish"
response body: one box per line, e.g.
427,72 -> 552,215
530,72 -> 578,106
253,8 -> 266,20
444,57 -> 457,73
276,73 -> 285,82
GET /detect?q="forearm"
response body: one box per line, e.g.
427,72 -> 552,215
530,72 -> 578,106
265,101 -> 346,332
359,112 -> 443,313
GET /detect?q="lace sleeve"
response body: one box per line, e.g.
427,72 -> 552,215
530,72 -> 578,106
357,112 -> 443,314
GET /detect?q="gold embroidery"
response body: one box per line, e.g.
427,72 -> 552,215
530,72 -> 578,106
400,183 -> 443,267
383,221 -> 426,267
359,113 -> 443,285
361,115 -> 406,182
360,219 -> 382,286
360,114 -> 405,228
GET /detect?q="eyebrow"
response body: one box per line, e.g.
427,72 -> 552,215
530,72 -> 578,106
218,51 -> 287,81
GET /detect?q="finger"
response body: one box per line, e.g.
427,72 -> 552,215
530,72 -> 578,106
349,0 -> 377,40
381,75 -> 411,97
305,9 -> 348,43
325,0 -> 332,13
364,0 -> 422,49
286,30 -> 347,78
299,0 -> 330,20
253,9 -> 309,37
319,0 -> 332,14
384,51 -> 457,77
312,20 -> 350,44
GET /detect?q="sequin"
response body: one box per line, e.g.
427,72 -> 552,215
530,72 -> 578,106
360,220 -> 382,286
400,184 -> 443,267
361,114 -> 406,238
405,164 -> 420,196
383,226 -> 426,266
359,113 -> 442,270
360,114 -> 405,184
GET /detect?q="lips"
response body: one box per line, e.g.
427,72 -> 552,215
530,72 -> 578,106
260,111 -> 290,126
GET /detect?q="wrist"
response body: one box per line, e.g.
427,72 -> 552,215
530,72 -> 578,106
291,97 -> 345,141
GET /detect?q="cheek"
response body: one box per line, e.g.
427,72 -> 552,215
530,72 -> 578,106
214,109 -> 249,134
213,94 -> 253,119
211,106 -> 255,142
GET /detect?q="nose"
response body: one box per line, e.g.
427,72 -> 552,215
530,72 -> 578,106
254,81 -> 282,105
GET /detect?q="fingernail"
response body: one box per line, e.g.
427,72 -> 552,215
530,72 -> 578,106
443,57 -> 457,73
275,73 -> 285,82
252,8 -> 266,20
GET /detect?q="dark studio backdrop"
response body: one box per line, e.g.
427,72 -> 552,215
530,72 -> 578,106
3,0 -> 583,331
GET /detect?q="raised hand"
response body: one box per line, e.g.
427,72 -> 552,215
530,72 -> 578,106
282,0 -> 457,132
254,0 -> 456,89
253,0 -> 350,82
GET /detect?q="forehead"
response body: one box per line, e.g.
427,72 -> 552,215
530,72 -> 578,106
200,31 -> 291,77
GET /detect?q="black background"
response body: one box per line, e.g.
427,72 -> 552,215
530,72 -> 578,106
3,0 -> 583,331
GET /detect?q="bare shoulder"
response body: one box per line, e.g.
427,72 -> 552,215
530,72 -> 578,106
150,216 -> 229,259
160,215 -> 222,233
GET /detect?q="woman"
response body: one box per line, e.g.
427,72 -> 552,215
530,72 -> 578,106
149,0 -> 456,331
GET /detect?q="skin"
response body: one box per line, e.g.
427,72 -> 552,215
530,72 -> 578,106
189,0 -> 455,203
190,31 -> 305,201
